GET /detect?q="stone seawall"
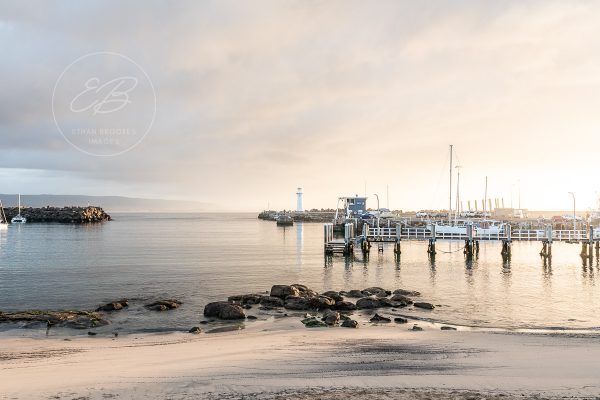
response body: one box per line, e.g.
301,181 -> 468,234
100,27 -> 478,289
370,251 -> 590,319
3,206 -> 111,223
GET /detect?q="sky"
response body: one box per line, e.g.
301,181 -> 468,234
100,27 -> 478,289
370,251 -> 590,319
2,0 -> 600,212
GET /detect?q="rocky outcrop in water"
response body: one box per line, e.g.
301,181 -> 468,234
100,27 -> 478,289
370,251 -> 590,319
204,302 -> 246,320
3,206 -> 111,223
0,310 -> 109,329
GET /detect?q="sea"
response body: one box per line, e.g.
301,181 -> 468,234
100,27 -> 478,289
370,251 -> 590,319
0,213 -> 598,334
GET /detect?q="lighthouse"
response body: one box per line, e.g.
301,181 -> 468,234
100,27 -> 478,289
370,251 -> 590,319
296,187 -> 303,212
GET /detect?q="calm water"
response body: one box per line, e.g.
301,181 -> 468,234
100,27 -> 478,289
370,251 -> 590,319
0,213 -> 599,333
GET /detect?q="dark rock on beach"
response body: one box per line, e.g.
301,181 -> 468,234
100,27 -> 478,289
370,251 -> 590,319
307,296 -> 335,310
333,301 -> 357,311
0,310 -> 109,329
270,285 -> 301,299
321,291 -> 344,302
394,317 -> 408,324
227,294 -> 263,305
441,326 -> 457,331
145,299 -> 182,311
188,326 -> 202,334
322,310 -> 340,326
203,302 -> 246,320
259,296 -> 284,308
414,302 -> 435,310
393,289 -> 421,297
356,297 -> 383,309
411,325 -> 424,331
95,299 -> 129,312
389,294 -> 413,304
362,287 -> 390,297
369,313 -> 391,323
284,296 -> 310,310
346,289 -> 365,298
341,319 -> 359,328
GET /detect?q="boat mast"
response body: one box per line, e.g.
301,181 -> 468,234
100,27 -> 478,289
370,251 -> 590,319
483,176 -> 488,222
18,194 -> 21,215
455,165 -> 461,224
448,144 -> 453,225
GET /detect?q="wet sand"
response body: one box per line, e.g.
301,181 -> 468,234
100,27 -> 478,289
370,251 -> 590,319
1,320 -> 600,399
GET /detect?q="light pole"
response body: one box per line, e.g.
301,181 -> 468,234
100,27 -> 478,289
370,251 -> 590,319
568,192 -> 576,231
373,193 -> 380,228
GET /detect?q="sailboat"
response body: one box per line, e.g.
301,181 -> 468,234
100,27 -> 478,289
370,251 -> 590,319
11,194 -> 27,223
0,200 -> 8,229
427,146 -> 505,236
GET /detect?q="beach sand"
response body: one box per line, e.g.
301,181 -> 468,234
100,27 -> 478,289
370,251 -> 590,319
1,320 -> 600,399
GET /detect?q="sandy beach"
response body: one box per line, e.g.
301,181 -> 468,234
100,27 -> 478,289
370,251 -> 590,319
2,320 -> 600,400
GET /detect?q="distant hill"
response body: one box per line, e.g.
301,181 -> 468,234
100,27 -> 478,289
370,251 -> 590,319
0,194 -> 208,212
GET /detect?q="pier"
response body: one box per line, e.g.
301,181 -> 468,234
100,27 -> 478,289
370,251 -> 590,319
324,221 -> 600,262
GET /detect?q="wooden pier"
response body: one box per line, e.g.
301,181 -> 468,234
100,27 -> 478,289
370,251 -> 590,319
324,222 -> 600,262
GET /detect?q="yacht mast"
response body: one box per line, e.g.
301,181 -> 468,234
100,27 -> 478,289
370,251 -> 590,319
448,145 -> 453,225
483,176 -> 488,221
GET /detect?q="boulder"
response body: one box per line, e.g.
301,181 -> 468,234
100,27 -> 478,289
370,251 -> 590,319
95,300 -> 128,312
284,296 -> 310,310
411,325 -> 424,331
346,289 -> 365,298
441,326 -> 457,331
334,301 -> 357,311
307,296 -> 335,310
390,294 -> 413,304
322,310 -> 340,326
414,302 -> 435,310
393,289 -> 421,297
246,315 -> 258,320
259,296 -> 284,307
290,284 -> 309,292
362,287 -> 390,297
300,317 -> 327,328
377,298 -> 396,308
188,326 -> 202,334
145,299 -> 182,311
322,291 -> 344,302
355,297 -> 382,309
369,313 -> 391,323
341,319 -> 359,328
394,317 -> 408,324
203,302 -> 246,320
270,285 -> 300,299
227,294 -> 263,305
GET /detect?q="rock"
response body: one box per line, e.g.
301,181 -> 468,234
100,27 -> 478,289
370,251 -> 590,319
284,296 -> 310,310
393,289 -> 421,297
145,299 -> 182,311
441,326 -> 457,331
243,304 -> 252,309
95,299 -> 128,312
322,310 -> 340,326
362,287 -> 390,297
270,285 -> 300,299
334,301 -> 357,311
346,289 -> 364,298
341,319 -> 359,328
203,302 -> 246,320
259,296 -> 284,307
87,331 -> 97,336
0,310 -> 109,329
290,284 -> 309,292
414,302 -> 435,310
188,326 -> 202,334
339,314 -> 350,321
300,317 -> 328,328
377,298 -> 396,308
199,320 -> 211,324
355,297 -> 382,309
307,296 -> 335,310
369,313 -> 391,323
227,294 -> 263,305
246,315 -> 257,320
411,325 -> 424,331
322,291 -> 344,302
390,294 -> 413,304
394,317 -> 408,324
3,206 -> 111,224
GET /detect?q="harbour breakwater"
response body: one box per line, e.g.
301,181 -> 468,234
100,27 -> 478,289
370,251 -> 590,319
258,210 -> 334,223
3,206 -> 111,223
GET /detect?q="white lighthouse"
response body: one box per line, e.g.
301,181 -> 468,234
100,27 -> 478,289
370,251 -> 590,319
296,187 -> 303,212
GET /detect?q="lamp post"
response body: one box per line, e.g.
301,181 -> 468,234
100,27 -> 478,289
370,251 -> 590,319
568,192 -> 576,231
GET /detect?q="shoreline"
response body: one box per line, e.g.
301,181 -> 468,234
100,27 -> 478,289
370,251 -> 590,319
2,324 -> 600,399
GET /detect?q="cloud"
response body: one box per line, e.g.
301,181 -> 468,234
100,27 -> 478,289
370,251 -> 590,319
1,0 -> 600,210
